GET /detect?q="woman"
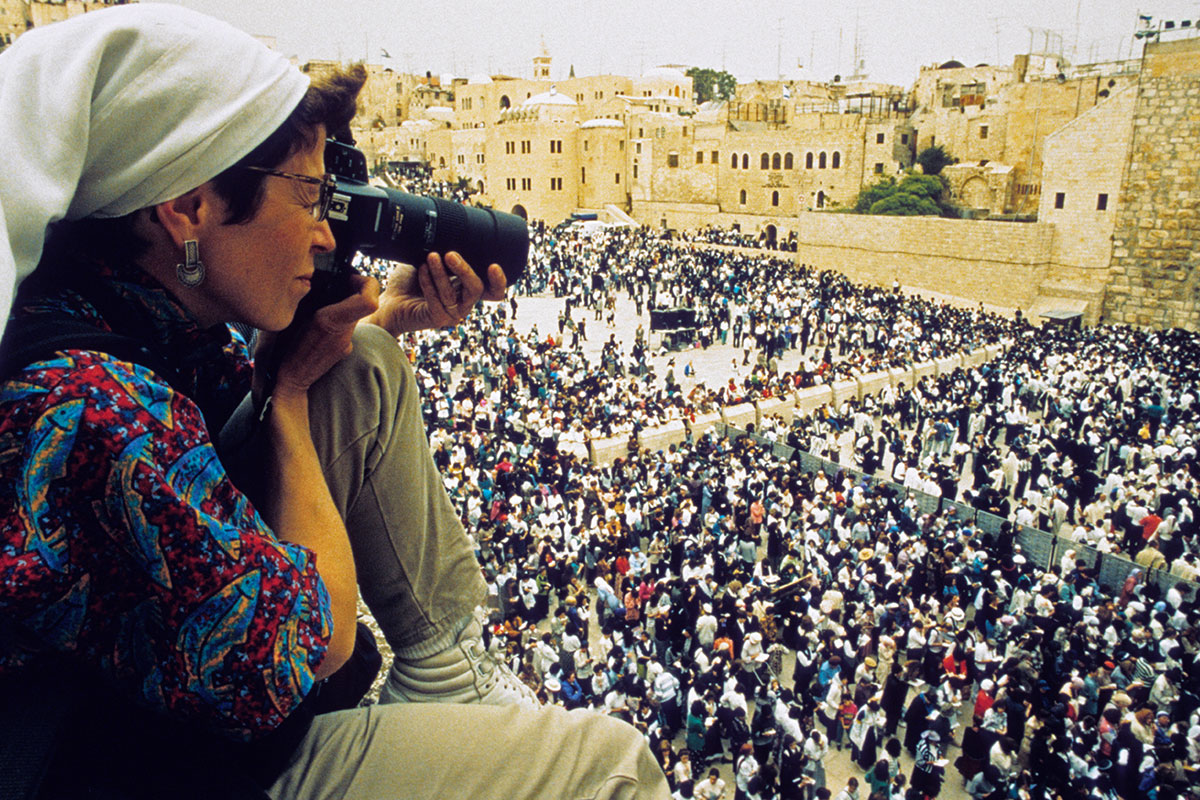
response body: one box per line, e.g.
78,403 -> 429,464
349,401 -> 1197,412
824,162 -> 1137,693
0,7 -> 667,799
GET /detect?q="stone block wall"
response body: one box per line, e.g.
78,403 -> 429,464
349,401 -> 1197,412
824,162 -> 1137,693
1105,39 -> 1200,330
790,213 -> 1056,312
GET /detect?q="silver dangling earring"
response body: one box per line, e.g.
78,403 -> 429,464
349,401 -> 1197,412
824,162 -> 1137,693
175,239 -> 205,288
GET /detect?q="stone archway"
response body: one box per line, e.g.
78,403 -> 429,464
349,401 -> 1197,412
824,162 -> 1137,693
962,176 -> 991,210
511,204 -> 528,220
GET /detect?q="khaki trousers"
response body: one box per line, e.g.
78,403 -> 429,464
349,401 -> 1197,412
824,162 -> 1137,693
224,325 -> 668,799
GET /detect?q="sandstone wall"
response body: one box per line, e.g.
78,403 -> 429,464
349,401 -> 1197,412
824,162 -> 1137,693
1105,39 -> 1200,330
790,213 -> 1057,312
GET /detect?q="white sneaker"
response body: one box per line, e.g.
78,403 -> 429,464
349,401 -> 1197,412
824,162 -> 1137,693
380,619 -> 540,707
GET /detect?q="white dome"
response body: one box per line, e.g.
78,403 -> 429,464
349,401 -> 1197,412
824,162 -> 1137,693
581,118 -> 623,129
400,119 -> 435,131
425,106 -> 455,121
522,87 -> 577,107
467,72 -> 493,85
643,66 -> 687,80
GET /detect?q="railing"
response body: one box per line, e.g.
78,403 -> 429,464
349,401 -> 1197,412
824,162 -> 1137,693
572,342 -> 1195,599
717,423 -> 1198,600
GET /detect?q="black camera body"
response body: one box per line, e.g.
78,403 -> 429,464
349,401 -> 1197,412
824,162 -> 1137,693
266,140 -> 528,382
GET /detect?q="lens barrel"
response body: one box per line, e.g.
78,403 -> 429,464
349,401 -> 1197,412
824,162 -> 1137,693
323,140 -> 528,288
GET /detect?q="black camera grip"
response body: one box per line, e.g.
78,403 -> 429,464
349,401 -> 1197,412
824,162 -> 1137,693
259,268 -> 359,392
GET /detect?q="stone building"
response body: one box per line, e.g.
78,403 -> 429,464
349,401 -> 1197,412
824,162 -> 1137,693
1103,38 -> 1200,328
908,54 -> 1139,216
1,0 -> 136,51
0,0 -> 29,51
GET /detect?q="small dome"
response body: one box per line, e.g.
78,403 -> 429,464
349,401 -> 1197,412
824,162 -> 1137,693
938,60 -> 966,70
581,118 -> 624,129
643,66 -> 687,80
522,86 -> 578,107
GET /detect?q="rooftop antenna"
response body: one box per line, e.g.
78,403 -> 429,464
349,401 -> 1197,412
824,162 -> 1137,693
848,12 -> 868,81
1072,0 -> 1082,64
836,27 -> 843,79
777,17 -> 784,80
989,16 -> 1004,64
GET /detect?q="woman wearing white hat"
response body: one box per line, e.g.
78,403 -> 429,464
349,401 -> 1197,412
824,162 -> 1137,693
0,6 -> 666,798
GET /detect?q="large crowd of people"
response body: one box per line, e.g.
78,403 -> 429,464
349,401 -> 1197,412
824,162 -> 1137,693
358,206 -> 1200,800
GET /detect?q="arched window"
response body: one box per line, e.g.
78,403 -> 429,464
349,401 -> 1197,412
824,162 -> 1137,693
805,152 -> 813,169
818,152 -> 827,169
771,191 -> 780,206
439,156 -> 445,167
499,95 -> 511,109
784,153 -> 794,170
742,153 -> 749,170
772,153 -> 781,170
739,189 -> 747,204
816,191 -> 825,208
760,153 -> 769,170
731,153 -> 739,169
832,151 -> 841,169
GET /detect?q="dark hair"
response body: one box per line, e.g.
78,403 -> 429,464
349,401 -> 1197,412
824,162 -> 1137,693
211,64 -> 365,225
40,65 -> 365,270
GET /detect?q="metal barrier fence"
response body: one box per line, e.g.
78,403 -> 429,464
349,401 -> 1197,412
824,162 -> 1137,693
718,426 -> 1199,601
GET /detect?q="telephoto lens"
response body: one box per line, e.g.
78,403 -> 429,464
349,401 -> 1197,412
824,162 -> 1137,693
323,140 -> 528,289
265,139 -> 528,389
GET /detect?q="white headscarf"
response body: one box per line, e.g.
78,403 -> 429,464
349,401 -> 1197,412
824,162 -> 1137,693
0,4 -> 310,336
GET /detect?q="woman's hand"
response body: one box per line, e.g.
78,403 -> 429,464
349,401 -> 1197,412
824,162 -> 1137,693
365,252 -> 507,336
258,273 -> 380,401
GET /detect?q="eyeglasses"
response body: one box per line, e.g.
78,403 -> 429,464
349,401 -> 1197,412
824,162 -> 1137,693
244,166 -> 337,222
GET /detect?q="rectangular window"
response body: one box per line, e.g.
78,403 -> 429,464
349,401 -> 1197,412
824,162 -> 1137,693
636,142 -> 642,154
696,151 -> 704,164
505,178 -> 516,191
979,125 -> 988,140
520,140 -> 531,154
1055,192 -> 1065,209
1097,193 -> 1108,211
505,141 -> 515,155
550,140 -> 563,154
633,164 -> 638,179
711,150 -> 719,163
550,177 -> 562,190
581,167 -> 586,183
615,173 -> 621,184
638,128 -> 643,138
901,133 -> 909,145
618,141 -> 624,151
668,153 -> 679,168
521,178 -> 531,191
876,133 -> 885,144
874,162 -> 884,174
583,140 -> 589,151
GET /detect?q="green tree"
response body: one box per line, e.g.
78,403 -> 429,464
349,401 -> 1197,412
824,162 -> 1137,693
713,70 -> 737,101
897,173 -> 946,200
868,193 -> 941,216
686,66 -> 737,104
853,176 -> 897,213
915,144 -> 954,176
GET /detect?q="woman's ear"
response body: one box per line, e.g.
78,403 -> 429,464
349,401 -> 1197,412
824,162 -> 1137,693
152,184 -> 218,250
